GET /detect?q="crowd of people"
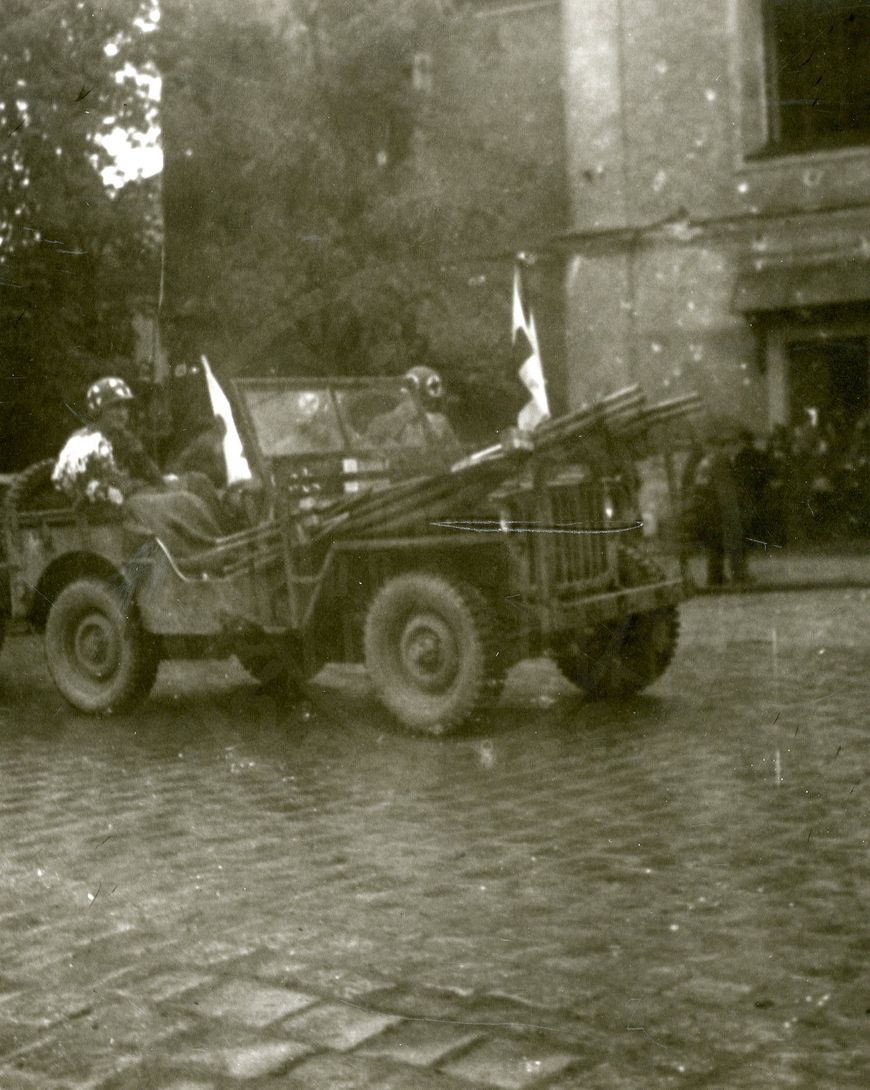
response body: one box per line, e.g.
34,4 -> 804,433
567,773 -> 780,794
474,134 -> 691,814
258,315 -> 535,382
685,410 -> 870,586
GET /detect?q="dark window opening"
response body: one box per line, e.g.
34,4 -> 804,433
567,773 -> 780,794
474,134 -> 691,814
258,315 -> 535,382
787,337 -> 869,429
763,0 -> 869,153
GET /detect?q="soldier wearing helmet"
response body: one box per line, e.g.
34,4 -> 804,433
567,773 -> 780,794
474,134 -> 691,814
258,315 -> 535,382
404,365 -> 444,407
52,376 -> 228,555
89,377 -> 171,489
53,377 -> 164,505
366,366 -> 462,463
85,375 -> 135,417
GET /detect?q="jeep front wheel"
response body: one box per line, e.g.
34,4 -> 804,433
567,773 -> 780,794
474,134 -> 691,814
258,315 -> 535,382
364,573 -> 497,734
45,578 -> 159,715
556,607 -> 680,699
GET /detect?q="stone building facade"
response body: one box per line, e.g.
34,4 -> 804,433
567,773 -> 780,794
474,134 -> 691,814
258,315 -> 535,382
558,0 -> 870,431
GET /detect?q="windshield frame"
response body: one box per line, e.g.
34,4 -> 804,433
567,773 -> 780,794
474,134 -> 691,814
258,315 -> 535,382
230,375 -> 440,477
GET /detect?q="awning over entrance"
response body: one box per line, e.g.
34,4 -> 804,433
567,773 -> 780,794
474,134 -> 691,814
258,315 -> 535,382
733,252 -> 870,313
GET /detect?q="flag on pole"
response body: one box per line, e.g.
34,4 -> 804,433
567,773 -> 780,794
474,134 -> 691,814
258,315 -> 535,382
200,355 -> 253,485
512,262 -> 550,431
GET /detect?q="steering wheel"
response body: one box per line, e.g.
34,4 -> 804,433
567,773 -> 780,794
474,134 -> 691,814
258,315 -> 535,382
224,477 -> 270,527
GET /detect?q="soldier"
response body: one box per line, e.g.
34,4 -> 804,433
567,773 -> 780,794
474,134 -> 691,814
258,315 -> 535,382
53,376 -> 227,556
367,366 -> 463,463
689,435 -> 749,587
732,429 -> 773,541
170,416 -> 228,489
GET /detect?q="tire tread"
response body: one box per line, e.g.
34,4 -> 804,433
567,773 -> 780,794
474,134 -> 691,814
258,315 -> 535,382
555,546 -> 680,698
364,572 -> 499,733
45,577 -> 158,715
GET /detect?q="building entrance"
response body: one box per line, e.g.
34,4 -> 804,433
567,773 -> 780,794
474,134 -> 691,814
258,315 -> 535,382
786,336 -> 868,430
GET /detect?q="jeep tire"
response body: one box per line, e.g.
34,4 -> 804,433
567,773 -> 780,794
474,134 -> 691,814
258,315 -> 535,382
555,607 -> 680,699
45,578 -> 159,715
364,572 -> 497,734
555,546 -> 680,698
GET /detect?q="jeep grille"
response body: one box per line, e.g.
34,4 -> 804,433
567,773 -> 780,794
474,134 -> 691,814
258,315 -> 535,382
503,480 -> 616,595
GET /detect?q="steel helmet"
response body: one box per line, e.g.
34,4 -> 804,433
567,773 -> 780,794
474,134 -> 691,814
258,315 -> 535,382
404,365 -> 443,402
295,390 -> 322,421
86,376 -> 135,417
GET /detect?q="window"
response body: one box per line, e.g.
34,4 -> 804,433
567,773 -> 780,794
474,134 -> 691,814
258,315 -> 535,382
786,337 -> 868,428
763,0 -> 869,152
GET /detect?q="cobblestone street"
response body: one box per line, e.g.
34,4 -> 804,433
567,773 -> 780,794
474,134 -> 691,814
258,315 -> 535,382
0,589 -> 867,1089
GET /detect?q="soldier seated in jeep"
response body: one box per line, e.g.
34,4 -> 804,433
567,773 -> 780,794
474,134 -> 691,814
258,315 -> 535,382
366,366 -> 463,466
52,376 -> 230,556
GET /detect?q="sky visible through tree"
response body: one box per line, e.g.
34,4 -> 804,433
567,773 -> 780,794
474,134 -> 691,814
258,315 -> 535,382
1,0 -> 567,468
0,0 -> 163,468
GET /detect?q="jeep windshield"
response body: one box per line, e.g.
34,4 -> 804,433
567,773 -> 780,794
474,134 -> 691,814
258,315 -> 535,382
234,378 -> 441,459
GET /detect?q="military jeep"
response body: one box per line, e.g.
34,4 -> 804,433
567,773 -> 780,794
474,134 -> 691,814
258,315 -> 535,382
0,376 -> 694,733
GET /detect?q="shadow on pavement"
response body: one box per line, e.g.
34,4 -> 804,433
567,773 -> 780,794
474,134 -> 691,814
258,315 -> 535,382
0,634 -> 676,756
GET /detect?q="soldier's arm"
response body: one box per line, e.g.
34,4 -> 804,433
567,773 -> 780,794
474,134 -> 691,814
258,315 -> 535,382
113,427 -> 164,486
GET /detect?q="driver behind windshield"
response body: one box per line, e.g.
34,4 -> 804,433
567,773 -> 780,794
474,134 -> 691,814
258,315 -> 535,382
366,366 -> 462,464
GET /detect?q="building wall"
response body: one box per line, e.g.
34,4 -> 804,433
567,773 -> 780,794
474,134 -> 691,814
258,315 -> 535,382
560,0 -> 870,427
433,3 -> 567,244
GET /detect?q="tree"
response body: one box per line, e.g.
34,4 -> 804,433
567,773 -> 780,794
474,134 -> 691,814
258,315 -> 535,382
0,0 -> 159,469
159,0 -> 568,442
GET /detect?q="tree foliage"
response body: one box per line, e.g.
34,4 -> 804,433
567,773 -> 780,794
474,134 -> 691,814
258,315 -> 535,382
0,0 -> 159,468
0,0 -> 567,468
160,0 -> 567,440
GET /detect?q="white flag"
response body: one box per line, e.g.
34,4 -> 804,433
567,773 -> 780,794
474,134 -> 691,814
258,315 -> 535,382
200,355 -> 253,485
512,265 -> 550,431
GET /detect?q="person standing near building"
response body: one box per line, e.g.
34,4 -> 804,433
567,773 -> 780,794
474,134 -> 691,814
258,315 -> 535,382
732,429 -> 772,542
764,425 -> 791,546
689,435 -> 749,587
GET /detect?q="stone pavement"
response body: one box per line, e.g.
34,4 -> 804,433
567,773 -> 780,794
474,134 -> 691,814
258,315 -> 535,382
1,590 -> 867,1089
0,950 -> 597,1090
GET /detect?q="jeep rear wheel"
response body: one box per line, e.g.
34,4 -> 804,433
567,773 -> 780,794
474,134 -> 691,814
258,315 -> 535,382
364,573 -> 497,734
45,578 -> 159,715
